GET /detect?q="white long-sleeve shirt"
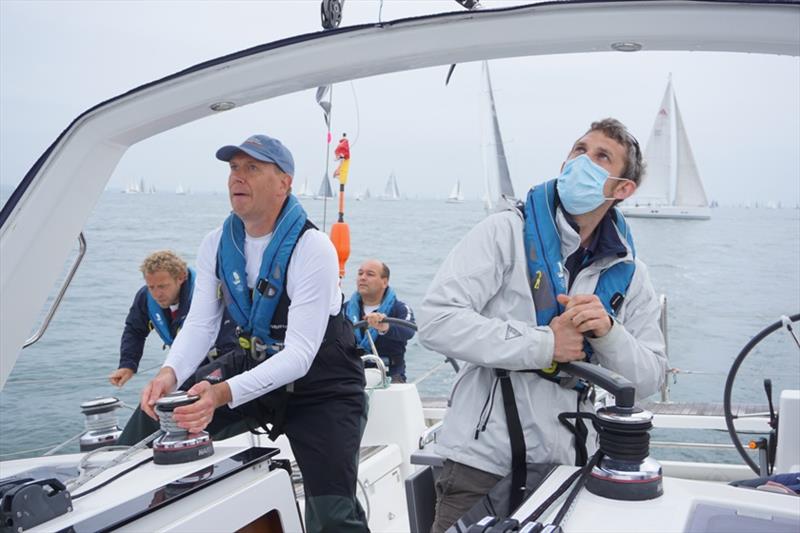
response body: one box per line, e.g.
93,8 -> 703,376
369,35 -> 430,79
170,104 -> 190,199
164,224 -> 342,408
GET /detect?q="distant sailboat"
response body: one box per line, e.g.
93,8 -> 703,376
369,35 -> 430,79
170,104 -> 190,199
175,184 -> 186,195
124,179 -> 141,194
315,172 -> 335,200
622,75 -> 710,220
446,180 -> 464,203
296,177 -> 313,198
480,61 -> 515,213
354,187 -> 371,202
380,172 -> 400,201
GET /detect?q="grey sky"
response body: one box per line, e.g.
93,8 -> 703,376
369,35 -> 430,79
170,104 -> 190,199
1,0 -> 798,205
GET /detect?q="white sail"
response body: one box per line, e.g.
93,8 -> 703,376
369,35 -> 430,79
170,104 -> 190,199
673,97 -> 709,207
481,61 -> 514,212
381,172 -> 400,200
636,80 -> 673,206
447,180 -> 464,203
124,179 -> 141,193
622,76 -> 710,220
296,177 -> 313,198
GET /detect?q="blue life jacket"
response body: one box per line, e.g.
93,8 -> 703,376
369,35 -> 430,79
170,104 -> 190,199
346,286 -> 397,353
217,195 -> 308,355
146,267 -> 195,346
524,179 -> 635,327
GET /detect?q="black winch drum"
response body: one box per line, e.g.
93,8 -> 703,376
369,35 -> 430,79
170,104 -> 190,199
586,406 -> 663,501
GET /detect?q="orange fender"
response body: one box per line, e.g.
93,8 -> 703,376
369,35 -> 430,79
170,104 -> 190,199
329,222 -> 351,278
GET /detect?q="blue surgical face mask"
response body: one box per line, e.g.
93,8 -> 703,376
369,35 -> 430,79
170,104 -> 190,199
556,154 -> 629,215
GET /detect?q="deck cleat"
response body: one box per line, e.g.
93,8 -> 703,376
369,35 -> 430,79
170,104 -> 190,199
79,396 -> 123,452
152,392 -> 214,465
586,406 -> 663,501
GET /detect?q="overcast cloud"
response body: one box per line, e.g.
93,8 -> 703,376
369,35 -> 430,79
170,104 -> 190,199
1,0 -> 798,205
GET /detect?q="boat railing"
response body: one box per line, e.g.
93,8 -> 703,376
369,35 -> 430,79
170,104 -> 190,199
656,293 -> 730,403
23,232 -> 86,348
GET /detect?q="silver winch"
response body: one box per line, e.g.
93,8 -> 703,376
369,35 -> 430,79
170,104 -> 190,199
586,405 -> 663,501
152,391 -> 214,465
79,396 -> 123,451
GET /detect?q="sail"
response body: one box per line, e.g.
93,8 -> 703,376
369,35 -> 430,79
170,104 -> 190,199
297,177 -> 313,197
447,180 -> 464,202
448,181 -> 460,199
635,80 -> 673,205
673,96 -> 709,207
317,172 -> 334,198
384,173 -> 394,197
481,62 -> 515,206
382,172 -> 400,200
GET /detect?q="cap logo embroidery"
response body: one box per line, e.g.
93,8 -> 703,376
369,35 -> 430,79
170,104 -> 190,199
245,136 -> 263,146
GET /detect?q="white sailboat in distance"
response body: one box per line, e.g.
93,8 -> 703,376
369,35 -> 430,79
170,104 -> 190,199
296,177 -> 313,198
622,75 -> 711,220
446,180 -> 464,203
380,171 -> 401,200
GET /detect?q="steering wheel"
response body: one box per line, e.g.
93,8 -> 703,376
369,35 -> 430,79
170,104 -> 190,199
723,313 -> 800,475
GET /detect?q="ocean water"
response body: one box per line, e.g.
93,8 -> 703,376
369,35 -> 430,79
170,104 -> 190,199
1,191 -> 799,462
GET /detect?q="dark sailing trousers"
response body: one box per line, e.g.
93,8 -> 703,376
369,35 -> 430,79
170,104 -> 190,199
286,392 -> 369,533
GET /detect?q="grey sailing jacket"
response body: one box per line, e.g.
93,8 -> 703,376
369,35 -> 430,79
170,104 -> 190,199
419,206 -> 667,477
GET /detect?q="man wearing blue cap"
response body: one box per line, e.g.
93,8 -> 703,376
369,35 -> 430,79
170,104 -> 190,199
136,134 -> 369,533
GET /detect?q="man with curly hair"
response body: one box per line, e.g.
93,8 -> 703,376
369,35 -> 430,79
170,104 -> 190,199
109,250 -> 236,387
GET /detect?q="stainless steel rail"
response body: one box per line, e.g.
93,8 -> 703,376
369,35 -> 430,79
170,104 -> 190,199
23,232 -> 86,348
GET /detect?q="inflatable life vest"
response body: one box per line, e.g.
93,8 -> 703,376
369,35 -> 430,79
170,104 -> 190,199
146,268 -> 195,346
216,195 -> 308,355
346,286 -> 397,353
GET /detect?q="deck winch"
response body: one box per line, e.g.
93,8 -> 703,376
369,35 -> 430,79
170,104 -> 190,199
586,405 -> 663,501
152,392 -> 214,465
79,397 -> 123,452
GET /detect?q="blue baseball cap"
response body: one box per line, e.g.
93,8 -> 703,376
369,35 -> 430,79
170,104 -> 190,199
216,134 -> 295,176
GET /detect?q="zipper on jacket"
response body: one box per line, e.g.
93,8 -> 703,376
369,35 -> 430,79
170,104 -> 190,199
474,376 -> 500,439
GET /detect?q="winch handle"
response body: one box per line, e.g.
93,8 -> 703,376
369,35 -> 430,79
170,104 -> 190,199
561,361 -> 636,408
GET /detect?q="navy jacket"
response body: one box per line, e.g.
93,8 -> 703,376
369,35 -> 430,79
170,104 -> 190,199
119,282 -> 237,372
345,295 -> 415,380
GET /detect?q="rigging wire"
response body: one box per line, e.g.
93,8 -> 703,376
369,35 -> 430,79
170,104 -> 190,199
348,81 -> 361,149
321,86 -> 334,232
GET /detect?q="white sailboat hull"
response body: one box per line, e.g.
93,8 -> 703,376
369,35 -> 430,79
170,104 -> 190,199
621,204 -> 711,220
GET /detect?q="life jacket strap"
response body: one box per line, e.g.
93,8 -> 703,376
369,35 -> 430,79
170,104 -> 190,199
237,329 -> 282,363
495,369 -> 528,516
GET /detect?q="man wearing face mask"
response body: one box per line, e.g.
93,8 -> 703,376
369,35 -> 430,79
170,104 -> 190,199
419,118 -> 667,533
